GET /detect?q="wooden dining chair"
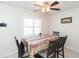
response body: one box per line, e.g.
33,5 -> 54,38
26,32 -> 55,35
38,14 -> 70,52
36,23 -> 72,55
56,35 -> 67,58
53,31 -> 60,36
22,39 -> 28,53
14,37 -> 29,58
35,40 -> 58,58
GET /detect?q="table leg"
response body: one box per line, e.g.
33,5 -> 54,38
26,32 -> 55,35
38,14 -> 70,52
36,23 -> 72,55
28,44 -> 34,58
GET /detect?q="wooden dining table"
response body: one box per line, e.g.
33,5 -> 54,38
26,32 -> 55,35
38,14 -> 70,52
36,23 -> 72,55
22,34 -> 58,57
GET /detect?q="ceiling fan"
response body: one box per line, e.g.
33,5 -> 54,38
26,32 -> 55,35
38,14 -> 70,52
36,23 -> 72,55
33,1 -> 60,12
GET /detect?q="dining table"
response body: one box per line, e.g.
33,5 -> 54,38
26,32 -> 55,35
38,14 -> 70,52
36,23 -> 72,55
22,34 -> 59,58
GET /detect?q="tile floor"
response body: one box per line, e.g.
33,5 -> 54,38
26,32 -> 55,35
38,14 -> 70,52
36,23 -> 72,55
64,48 -> 79,58
5,48 -> 79,58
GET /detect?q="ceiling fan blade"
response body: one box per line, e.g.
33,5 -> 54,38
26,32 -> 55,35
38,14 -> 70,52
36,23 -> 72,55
50,8 -> 60,11
50,1 -> 59,7
34,9 -> 41,12
33,4 -> 43,7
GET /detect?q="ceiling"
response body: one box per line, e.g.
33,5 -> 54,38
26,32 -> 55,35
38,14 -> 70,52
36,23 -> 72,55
0,1 -> 79,13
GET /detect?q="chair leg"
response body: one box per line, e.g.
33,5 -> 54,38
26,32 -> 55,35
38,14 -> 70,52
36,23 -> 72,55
62,47 -> 64,58
54,52 -> 56,58
18,51 -> 24,58
18,51 -> 21,58
57,50 -> 59,58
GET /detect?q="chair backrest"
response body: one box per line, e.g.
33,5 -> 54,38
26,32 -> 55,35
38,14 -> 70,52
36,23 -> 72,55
14,36 -> 20,49
19,41 -> 25,50
58,35 -> 67,48
53,31 -> 60,36
22,39 -> 28,47
14,37 -> 25,57
47,40 -> 58,58
19,41 -> 25,55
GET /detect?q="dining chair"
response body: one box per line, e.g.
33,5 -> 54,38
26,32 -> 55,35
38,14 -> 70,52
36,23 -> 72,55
22,39 -> 28,53
35,40 -> 58,58
14,37 -> 29,58
56,35 -> 67,58
53,31 -> 60,36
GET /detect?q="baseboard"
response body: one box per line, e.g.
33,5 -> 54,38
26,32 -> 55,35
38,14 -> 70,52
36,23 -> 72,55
0,51 -> 18,58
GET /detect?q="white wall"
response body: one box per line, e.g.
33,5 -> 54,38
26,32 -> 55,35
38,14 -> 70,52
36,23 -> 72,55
50,8 -> 79,53
0,3 -> 43,57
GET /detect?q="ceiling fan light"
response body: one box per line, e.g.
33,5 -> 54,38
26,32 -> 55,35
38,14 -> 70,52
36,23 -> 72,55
47,8 -> 50,12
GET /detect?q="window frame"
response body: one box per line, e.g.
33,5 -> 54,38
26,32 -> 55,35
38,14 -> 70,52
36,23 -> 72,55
24,18 -> 41,35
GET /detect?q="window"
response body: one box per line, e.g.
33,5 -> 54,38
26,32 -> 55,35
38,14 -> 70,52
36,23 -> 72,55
24,18 -> 41,35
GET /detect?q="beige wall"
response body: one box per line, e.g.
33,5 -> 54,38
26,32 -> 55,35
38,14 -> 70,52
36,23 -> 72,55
42,13 -> 51,34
